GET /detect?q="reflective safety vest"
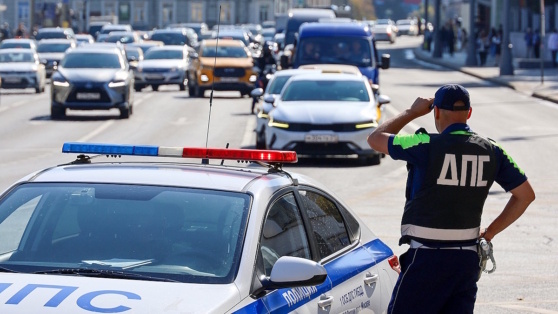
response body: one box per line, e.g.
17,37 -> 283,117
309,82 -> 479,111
400,131 -> 498,245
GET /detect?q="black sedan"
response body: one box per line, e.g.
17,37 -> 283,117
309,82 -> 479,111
50,46 -> 134,119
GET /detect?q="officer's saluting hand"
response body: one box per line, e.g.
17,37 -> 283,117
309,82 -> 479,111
367,84 -> 535,314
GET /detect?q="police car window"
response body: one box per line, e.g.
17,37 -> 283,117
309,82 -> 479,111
298,190 -> 350,258
0,183 -> 250,284
260,193 -> 311,276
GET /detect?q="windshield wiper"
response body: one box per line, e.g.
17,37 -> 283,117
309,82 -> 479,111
0,266 -> 18,273
34,268 -> 179,282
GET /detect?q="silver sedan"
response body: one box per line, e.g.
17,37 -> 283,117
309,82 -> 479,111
0,48 -> 46,93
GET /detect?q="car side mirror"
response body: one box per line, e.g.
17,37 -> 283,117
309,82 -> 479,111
262,256 -> 327,290
263,94 -> 275,105
378,94 -> 391,105
380,53 -> 390,69
251,88 -> 264,97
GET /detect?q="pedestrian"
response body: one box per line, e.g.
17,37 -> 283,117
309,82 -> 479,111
547,28 -> 558,67
367,84 -> 535,314
15,22 -> 26,38
533,28 -> 541,59
1,22 -> 12,41
490,28 -> 502,66
476,30 -> 489,66
524,27 -> 534,58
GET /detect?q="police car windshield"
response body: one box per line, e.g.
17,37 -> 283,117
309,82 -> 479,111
282,80 -> 370,102
0,183 -> 250,284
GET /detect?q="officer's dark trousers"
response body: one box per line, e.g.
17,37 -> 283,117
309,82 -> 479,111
387,247 -> 480,314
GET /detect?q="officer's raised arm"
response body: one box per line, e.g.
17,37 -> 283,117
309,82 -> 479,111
367,97 -> 434,155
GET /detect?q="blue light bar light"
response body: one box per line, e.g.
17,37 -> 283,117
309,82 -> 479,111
62,142 -> 159,156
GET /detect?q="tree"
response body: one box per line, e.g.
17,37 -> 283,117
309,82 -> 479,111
350,0 -> 377,20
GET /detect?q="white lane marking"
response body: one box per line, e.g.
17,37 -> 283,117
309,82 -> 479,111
133,93 -> 153,109
241,116 -> 257,148
384,105 -> 423,133
495,304 -> 558,314
404,49 -> 415,60
76,120 -> 115,142
171,117 -> 189,125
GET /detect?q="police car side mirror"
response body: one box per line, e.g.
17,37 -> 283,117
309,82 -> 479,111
263,256 -> 327,289
378,94 -> 391,105
380,54 -> 390,69
263,94 -> 275,105
251,88 -> 264,97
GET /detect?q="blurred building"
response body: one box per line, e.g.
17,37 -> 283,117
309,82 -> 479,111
0,0 -> 352,34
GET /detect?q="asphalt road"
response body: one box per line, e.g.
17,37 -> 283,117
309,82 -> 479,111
0,36 -> 556,313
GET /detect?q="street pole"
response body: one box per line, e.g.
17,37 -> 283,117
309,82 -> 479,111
465,0 -> 477,66
433,0 -> 442,58
540,0 -> 545,84
500,0 -> 514,75
29,0 -> 34,35
423,0 -> 429,49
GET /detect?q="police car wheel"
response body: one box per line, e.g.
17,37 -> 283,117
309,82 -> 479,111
151,85 -> 159,92
51,106 -> 66,120
119,107 -> 130,119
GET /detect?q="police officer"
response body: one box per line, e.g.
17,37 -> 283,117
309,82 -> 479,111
367,84 -> 535,313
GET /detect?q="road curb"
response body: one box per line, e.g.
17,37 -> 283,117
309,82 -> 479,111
412,48 -> 516,90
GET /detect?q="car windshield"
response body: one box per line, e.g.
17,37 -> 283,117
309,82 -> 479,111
0,183 -> 250,284
282,80 -> 370,102
61,53 -> 122,69
144,49 -> 183,60
0,42 -> 31,49
296,37 -> 373,68
0,52 -> 34,63
37,43 -> 72,53
217,35 -> 249,46
35,32 -> 67,40
267,75 -> 292,94
150,33 -> 187,46
202,46 -> 248,58
104,34 -> 136,43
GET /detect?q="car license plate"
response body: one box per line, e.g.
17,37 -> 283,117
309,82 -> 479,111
220,77 -> 239,82
4,77 -> 21,83
76,93 -> 101,100
304,134 -> 339,143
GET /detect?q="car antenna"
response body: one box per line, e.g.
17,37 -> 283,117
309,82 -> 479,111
202,5 -> 222,165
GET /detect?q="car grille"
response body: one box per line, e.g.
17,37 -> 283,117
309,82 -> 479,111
0,71 -> 30,75
142,68 -> 168,73
214,67 -> 245,77
284,123 -> 358,132
67,87 -> 111,103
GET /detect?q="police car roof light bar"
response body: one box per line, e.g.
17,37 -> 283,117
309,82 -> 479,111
62,142 -> 298,163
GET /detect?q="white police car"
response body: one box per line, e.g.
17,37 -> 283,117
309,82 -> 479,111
0,143 -> 399,313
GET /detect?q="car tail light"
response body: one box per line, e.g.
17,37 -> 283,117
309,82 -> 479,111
388,255 -> 401,274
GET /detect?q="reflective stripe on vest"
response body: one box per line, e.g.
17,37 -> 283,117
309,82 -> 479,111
401,224 -> 480,242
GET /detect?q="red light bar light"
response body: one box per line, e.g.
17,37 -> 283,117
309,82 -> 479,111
181,148 -> 298,163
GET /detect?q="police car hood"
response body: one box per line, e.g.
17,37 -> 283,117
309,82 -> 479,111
139,59 -> 186,69
0,273 -> 241,313
37,52 -> 65,61
0,63 -> 37,72
272,101 -> 377,123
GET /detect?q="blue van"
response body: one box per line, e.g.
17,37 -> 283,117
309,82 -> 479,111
292,22 -> 390,87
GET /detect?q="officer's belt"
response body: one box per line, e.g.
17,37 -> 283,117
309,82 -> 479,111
410,240 -> 477,252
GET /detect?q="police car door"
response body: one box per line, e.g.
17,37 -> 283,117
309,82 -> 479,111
252,192 -> 333,313
296,189 -> 385,313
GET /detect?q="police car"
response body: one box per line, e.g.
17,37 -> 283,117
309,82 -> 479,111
0,143 -> 399,313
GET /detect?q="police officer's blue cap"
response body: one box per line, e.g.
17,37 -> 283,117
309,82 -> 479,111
433,84 -> 471,111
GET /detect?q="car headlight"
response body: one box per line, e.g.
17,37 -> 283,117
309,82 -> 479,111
52,76 -> 70,87
268,118 -> 289,129
355,121 -> 378,129
249,75 -> 257,82
109,80 -> 127,88
200,74 -> 209,82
